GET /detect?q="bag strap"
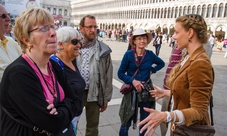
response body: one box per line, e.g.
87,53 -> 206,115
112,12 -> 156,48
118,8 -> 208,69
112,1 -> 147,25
2,107 -> 50,135
132,50 -> 146,78
210,95 -> 214,126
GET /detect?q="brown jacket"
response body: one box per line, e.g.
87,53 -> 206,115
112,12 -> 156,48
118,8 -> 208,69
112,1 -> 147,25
171,46 -> 214,126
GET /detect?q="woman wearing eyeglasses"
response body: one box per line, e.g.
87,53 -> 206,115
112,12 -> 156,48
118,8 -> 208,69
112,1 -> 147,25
50,26 -> 86,134
0,8 -> 81,136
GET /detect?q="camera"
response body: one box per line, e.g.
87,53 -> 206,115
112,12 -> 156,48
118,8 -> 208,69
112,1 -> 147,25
141,81 -> 154,102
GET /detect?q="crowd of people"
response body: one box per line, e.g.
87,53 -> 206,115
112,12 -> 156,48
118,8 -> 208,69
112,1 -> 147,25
0,4 -> 223,136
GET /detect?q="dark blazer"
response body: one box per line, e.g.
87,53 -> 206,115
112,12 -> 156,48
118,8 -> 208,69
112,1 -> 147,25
171,46 -> 214,127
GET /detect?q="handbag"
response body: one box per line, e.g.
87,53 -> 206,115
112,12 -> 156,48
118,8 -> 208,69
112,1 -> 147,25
120,68 -> 139,94
173,124 -> 215,136
173,96 -> 215,136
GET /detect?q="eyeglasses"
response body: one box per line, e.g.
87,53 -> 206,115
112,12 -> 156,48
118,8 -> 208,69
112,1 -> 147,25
71,39 -> 81,46
28,25 -> 58,33
135,37 -> 147,41
83,25 -> 98,30
0,13 -> 10,19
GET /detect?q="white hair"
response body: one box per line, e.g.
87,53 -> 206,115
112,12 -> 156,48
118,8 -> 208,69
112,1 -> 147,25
56,26 -> 81,43
56,26 -> 81,52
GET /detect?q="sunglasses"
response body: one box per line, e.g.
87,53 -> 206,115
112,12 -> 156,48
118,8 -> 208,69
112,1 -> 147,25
71,39 -> 81,46
0,13 -> 10,19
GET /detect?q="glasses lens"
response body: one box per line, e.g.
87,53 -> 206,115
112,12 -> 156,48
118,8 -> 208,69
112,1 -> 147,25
71,39 -> 79,45
1,14 -> 6,19
39,26 -> 49,32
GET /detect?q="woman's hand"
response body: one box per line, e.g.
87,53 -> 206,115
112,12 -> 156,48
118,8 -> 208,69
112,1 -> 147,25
149,84 -> 169,101
46,100 -> 58,115
137,108 -> 166,136
132,79 -> 144,93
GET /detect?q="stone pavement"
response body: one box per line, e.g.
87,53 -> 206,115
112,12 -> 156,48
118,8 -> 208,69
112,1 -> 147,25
77,36 -> 227,136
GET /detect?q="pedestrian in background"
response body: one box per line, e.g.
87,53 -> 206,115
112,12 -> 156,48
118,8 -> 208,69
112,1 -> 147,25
77,15 -> 113,136
138,14 -> 214,136
0,4 -> 22,133
0,7 -> 81,136
118,28 -> 165,136
153,32 -> 163,56
50,26 -> 86,134
4,23 -> 16,41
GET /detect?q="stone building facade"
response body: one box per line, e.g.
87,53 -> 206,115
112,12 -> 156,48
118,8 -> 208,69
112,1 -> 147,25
71,0 -> 227,39
42,0 -> 71,26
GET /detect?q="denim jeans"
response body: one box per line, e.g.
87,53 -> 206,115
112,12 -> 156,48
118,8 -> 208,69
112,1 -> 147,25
155,44 -> 162,56
119,101 -> 155,136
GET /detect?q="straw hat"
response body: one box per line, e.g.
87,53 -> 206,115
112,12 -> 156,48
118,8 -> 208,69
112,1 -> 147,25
129,28 -> 152,46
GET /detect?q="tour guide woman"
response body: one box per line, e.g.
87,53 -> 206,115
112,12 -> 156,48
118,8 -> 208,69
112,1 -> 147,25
0,8 -> 81,136
138,14 -> 215,136
118,28 -> 165,136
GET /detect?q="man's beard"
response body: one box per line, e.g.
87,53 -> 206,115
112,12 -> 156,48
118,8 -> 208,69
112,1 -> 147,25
84,33 -> 96,41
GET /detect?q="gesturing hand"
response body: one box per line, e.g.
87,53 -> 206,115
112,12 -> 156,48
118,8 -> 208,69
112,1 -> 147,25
137,108 -> 166,136
149,84 -> 166,101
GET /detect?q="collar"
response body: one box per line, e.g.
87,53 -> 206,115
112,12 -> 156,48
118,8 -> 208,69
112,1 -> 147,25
189,46 -> 206,61
0,36 -> 9,49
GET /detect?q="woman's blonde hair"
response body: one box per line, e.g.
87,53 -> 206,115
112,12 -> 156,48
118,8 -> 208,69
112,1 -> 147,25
166,14 -> 207,88
14,8 -> 54,53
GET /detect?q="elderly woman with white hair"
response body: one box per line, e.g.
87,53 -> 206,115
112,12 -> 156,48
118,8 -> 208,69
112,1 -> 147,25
50,26 -> 86,134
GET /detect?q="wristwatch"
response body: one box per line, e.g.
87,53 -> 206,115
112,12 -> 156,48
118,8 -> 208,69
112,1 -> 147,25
165,112 -> 172,122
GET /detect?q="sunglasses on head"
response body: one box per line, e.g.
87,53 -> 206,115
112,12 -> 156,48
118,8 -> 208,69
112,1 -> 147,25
71,39 -> 81,45
0,13 -> 10,19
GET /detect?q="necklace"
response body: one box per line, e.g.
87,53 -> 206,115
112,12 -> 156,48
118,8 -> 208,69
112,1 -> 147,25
25,54 -> 58,105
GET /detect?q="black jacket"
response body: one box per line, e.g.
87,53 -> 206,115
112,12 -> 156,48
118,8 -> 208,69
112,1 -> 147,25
0,56 -> 82,136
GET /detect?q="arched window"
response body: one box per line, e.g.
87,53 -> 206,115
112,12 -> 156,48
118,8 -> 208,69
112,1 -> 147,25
218,3 -> 224,17
183,6 -> 187,15
206,4 -> 211,18
212,4 -> 217,17
158,8 -> 160,18
224,3 -> 227,17
64,9 -> 67,16
151,9 -> 154,18
59,9 -> 62,15
175,7 -> 178,18
179,6 -> 182,16
188,6 -> 191,14
161,8 -> 163,18
192,6 -> 196,14
197,5 -> 201,15
154,9 -> 157,18
171,7 -> 174,18
53,8 -> 56,15
167,7 -> 171,18
201,5 -> 206,17
164,8 -> 167,18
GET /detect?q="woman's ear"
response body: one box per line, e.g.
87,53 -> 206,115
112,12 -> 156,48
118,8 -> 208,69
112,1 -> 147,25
21,36 -> 32,47
58,41 -> 64,50
188,28 -> 194,39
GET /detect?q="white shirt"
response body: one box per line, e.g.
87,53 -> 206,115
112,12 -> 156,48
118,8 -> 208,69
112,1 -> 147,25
0,36 -> 22,82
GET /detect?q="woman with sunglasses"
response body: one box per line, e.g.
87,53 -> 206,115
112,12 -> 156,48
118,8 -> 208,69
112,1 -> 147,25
50,26 -> 86,134
0,8 -> 81,136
